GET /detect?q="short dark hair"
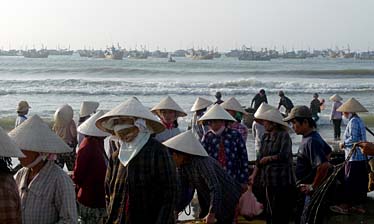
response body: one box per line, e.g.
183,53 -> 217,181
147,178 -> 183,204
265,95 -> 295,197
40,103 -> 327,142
260,89 -> 265,94
293,117 -> 316,128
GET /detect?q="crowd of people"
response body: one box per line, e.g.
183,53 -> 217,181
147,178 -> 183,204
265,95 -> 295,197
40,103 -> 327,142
0,90 -> 373,224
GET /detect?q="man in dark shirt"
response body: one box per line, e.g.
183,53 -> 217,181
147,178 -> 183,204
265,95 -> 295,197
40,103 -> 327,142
277,91 -> 294,115
284,106 -> 331,224
214,91 -> 224,105
250,89 -> 268,111
310,93 -> 321,123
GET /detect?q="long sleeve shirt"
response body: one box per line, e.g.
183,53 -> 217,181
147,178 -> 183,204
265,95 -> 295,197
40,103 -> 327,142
73,136 -> 108,208
0,173 -> 22,224
15,161 -> 77,224
105,138 -> 177,224
330,101 -> 343,120
201,128 -> 249,184
343,115 -> 367,161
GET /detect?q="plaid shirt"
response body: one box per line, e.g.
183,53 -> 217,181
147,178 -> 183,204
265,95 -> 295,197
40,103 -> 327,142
201,128 -> 249,184
105,138 -> 177,224
15,161 -> 78,224
344,115 -> 367,161
257,130 -> 295,187
0,172 -> 22,224
179,157 -> 241,222
230,122 -> 248,142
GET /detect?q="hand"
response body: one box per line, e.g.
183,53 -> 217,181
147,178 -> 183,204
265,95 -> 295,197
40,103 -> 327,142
358,142 -> 374,155
339,142 -> 345,150
204,213 -> 216,224
248,175 -> 255,186
299,184 -> 313,195
259,156 -> 272,165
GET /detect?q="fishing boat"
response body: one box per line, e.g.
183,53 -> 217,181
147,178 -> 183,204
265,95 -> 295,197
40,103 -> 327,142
185,49 -> 214,60
127,50 -> 148,59
238,47 -> 270,61
105,45 -> 124,60
23,49 -> 49,58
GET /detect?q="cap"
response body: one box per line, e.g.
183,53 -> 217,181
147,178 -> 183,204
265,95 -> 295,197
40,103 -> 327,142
283,105 -> 312,122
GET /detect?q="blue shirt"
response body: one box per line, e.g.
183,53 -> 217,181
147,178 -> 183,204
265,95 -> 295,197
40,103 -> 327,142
343,115 -> 367,161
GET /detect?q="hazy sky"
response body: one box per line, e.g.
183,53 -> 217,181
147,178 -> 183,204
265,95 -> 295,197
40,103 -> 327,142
1,0 -> 373,51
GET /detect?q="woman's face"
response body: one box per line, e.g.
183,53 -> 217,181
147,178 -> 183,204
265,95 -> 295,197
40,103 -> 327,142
343,112 -> 351,119
171,151 -> 184,167
227,110 -> 236,117
209,120 -> 225,132
262,120 -> 275,132
159,109 -> 177,124
19,150 -> 39,167
115,126 -> 140,142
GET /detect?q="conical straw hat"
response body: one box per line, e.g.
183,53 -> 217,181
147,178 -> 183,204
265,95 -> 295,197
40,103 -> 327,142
54,104 -> 74,127
191,97 -> 213,112
151,96 -> 187,117
0,127 -> 25,158
254,103 -> 274,119
8,115 -> 72,153
96,97 -> 165,134
198,104 -> 236,122
80,101 -> 99,117
254,107 -> 289,127
163,130 -> 208,157
329,94 -> 342,102
77,111 -> 110,137
221,97 -> 247,114
337,97 -> 368,113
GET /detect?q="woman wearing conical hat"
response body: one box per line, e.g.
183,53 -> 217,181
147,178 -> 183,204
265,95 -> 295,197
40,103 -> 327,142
164,130 -> 242,224
189,97 -> 213,140
332,98 -> 369,214
221,97 -> 249,142
9,115 -> 77,224
329,94 -> 343,141
96,97 -> 177,224
53,104 -> 78,171
72,111 -> 110,224
77,101 -> 100,146
151,96 -> 187,142
0,127 -> 24,224
248,105 -> 296,224
199,104 -> 249,189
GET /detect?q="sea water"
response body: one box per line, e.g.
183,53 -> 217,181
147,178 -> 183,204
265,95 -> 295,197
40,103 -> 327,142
1,55 -> 374,161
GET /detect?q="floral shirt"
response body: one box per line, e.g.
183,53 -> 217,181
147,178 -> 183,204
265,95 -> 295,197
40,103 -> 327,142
201,128 -> 249,184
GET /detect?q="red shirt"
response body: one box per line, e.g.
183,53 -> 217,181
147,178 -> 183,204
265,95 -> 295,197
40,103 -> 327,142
73,136 -> 108,208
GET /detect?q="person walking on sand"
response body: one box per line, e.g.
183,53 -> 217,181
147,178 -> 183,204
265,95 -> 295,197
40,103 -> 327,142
73,111 -> 110,223
251,89 -> 268,112
53,104 -> 78,171
310,93 -> 321,123
15,101 -> 31,128
249,104 -> 296,224
221,97 -> 249,142
0,127 -> 25,224
96,97 -> 177,224
189,97 -> 213,141
164,131 -> 242,224
330,98 -> 369,214
277,91 -> 294,116
329,94 -> 343,141
10,115 -> 78,224
283,106 -> 331,224
151,96 -> 187,142
214,91 -> 224,105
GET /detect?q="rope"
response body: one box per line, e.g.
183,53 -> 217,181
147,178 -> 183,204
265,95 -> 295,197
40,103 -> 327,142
305,143 -> 359,223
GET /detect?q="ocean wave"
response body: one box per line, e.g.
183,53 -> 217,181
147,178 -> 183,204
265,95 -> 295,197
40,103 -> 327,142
1,66 -> 374,77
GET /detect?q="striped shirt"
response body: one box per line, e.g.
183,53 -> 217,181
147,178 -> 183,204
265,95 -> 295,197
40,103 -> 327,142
0,172 -> 22,224
15,161 -> 78,224
179,157 -> 241,222
344,115 -> 367,161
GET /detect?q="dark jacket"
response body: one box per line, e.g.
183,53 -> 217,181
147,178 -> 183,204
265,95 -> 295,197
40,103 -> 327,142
73,136 -> 108,208
105,137 -> 177,224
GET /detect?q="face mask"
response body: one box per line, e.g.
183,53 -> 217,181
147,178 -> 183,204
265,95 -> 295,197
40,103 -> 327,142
118,131 -> 150,167
25,154 -> 47,169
